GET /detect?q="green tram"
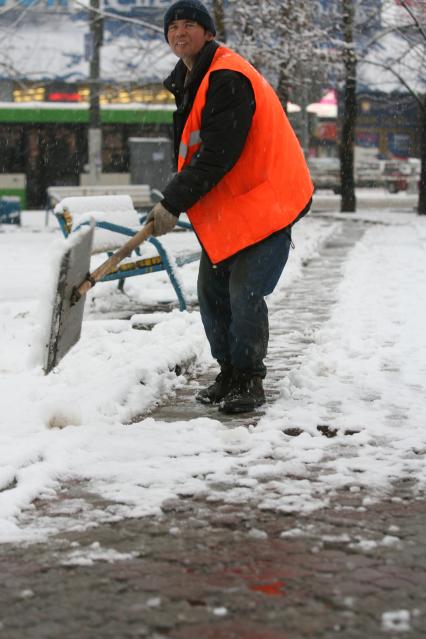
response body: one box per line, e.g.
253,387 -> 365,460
0,102 -> 174,208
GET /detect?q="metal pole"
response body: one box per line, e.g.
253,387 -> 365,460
88,0 -> 102,185
300,83 -> 309,157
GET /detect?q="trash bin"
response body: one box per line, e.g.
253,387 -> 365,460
129,137 -> 173,192
0,196 -> 21,225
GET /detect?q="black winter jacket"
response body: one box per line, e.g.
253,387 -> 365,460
161,41 -> 256,216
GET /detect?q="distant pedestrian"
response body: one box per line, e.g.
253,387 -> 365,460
145,0 -> 313,413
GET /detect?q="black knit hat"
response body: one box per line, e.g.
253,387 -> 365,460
164,0 -> 216,42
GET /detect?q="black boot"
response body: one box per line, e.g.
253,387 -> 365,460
219,372 -> 265,414
196,362 -> 234,405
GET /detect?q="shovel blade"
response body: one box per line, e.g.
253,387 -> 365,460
43,225 -> 94,374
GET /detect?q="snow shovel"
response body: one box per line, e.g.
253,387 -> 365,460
43,220 -> 154,375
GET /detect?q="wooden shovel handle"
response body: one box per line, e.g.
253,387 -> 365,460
73,221 -> 154,302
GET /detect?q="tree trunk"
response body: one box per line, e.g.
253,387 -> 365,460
276,64 -> 291,114
418,97 -> 426,215
212,0 -> 226,42
88,0 -> 103,185
340,0 -> 356,213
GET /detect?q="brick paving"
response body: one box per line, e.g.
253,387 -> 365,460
0,486 -> 425,638
0,218 -> 425,638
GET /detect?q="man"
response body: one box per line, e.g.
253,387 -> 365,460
146,0 -> 313,414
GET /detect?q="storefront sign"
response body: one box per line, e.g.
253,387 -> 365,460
388,133 -> 411,158
356,130 -> 379,148
315,122 -> 337,142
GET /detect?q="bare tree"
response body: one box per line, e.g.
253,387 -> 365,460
0,1 -> 167,86
420,98 -> 426,215
340,0 -> 357,212
227,0 -> 328,109
360,0 -> 426,215
212,0 -> 227,42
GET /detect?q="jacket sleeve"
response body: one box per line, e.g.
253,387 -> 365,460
161,70 -> 255,215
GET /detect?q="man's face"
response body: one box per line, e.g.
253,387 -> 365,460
167,19 -> 214,65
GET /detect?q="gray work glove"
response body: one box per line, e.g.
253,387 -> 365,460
145,202 -> 178,237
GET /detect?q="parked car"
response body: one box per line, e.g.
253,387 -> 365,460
383,159 -> 420,193
308,158 -> 341,193
355,159 -> 384,188
308,156 -> 420,193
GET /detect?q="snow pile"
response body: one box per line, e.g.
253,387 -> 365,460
54,195 -> 141,251
381,610 -> 412,633
240,217 -> 426,512
54,195 -> 137,218
61,541 -> 137,566
1,209 -> 425,543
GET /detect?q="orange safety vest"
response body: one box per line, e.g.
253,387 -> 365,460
178,46 -> 314,264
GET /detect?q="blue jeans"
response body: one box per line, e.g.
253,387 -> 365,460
197,227 -> 292,378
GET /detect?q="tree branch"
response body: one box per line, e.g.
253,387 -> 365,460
399,0 -> 426,41
362,58 -> 425,111
70,0 -> 163,34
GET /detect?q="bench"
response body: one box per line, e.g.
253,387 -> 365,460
48,184 -> 154,209
0,197 -> 21,225
54,194 -> 199,311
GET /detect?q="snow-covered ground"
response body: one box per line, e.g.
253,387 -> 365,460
0,207 -> 425,543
